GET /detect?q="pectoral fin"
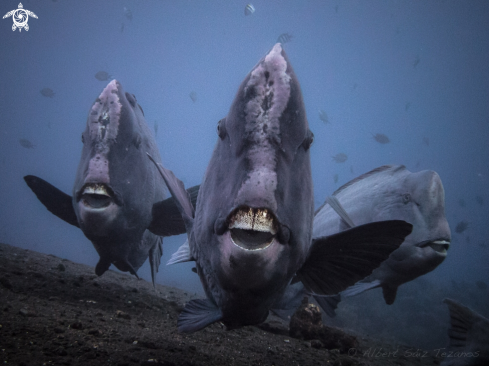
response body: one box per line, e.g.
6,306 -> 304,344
177,299 -> 223,333
167,239 -> 194,265
149,236 -> 163,288
297,220 -> 412,296
313,294 -> 341,318
382,284 -> 398,305
24,175 -> 79,228
149,185 -> 200,236
342,279 -> 382,298
147,154 -> 194,233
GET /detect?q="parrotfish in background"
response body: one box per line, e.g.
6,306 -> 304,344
94,71 -> 113,81
441,298 -> 489,366
150,44 -> 413,333
372,132 -> 390,144
23,80 -> 192,286
244,3 -> 255,16
19,138 -> 35,149
319,109 -> 329,124
277,33 -> 293,44
40,88 -> 55,98
313,165 -> 450,306
332,152 -> 348,163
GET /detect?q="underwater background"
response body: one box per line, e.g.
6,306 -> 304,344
1,0 -> 488,349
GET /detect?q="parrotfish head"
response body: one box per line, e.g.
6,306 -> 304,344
196,44 -> 314,324
73,80 -> 160,273
386,169 -> 451,276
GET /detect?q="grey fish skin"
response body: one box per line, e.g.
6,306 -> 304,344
153,45 -> 413,333
73,80 -> 165,277
193,43 -> 314,329
314,165 -> 451,304
24,80 -> 187,285
441,298 -> 489,366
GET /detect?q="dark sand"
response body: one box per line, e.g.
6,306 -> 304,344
0,242 -> 441,366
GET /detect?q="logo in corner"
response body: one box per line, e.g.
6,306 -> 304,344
3,3 -> 37,32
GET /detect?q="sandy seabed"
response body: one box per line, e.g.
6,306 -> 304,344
0,242 -> 442,366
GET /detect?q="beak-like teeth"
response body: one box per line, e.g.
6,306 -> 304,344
228,208 -> 277,234
429,240 -> 450,253
83,184 -> 110,197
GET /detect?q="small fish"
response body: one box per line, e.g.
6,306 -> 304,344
455,220 -> 469,234
19,138 -> 35,149
40,88 -> 55,98
423,137 -> 429,146
458,199 -> 466,208
350,166 -> 354,174
120,23 -> 125,33
372,133 -> 390,144
333,174 -> 338,184
277,33 -> 293,44
334,5 -> 339,13
154,121 -> 158,137
476,281 -> 487,290
244,3 -> 255,16
405,102 -> 411,111
332,153 -> 347,163
441,299 -> 489,366
95,71 -> 112,81
123,7 -> 132,21
319,109 -> 329,124
475,195 -> 484,205
413,55 -> 420,68
189,91 -> 197,103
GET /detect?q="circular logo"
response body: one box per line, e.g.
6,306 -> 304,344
13,9 -> 28,28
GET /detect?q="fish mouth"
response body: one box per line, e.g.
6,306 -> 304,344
418,239 -> 450,255
79,183 -> 114,209
228,207 -> 278,251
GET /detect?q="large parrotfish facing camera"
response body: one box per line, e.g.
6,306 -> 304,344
24,80 -> 193,285
149,44 -> 413,332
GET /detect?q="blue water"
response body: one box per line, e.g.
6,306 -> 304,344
1,0 -> 488,348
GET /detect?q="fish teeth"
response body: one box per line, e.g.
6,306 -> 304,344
83,184 -> 110,197
229,208 -> 277,234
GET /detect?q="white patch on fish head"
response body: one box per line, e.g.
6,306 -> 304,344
76,80 -> 122,236
234,43 -> 291,211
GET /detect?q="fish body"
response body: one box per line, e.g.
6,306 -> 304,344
95,71 -> 112,81
332,153 -> 347,163
40,88 -> 54,98
475,195 -> 484,205
441,298 -> 489,366
24,80 -> 189,285
372,133 -> 390,144
319,109 -> 329,124
153,45 -> 413,333
123,7 -> 132,21
277,33 -> 293,44
244,3 -> 255,16
333,174 -> 338,184
455,221 -> 469,234
189,91 -> 197,103
19,138 -> 35,149
313,165 -> 451,305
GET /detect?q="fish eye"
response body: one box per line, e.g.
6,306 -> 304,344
217,118 -> 227,139
301,129 -> 314,150
402,193 -> 411,204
